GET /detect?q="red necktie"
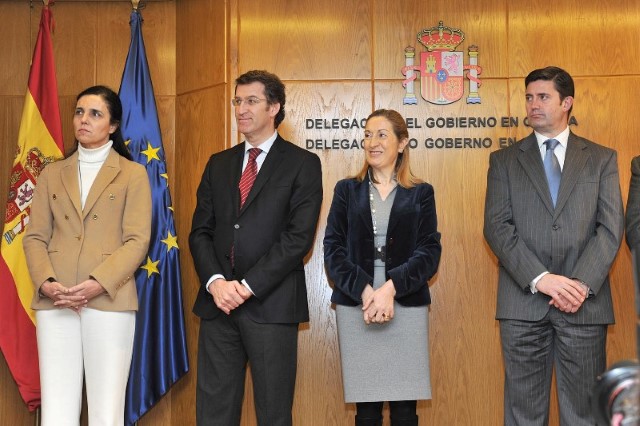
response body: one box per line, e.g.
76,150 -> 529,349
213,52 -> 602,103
239,148 -> 261,208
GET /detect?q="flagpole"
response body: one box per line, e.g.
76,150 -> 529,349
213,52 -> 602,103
131,0 -> 139,10
36,0 -> 48,420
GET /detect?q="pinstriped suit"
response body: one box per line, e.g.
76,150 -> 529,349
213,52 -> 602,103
484,132 -> 624,425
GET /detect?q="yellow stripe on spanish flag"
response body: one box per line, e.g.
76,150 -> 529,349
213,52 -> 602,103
0,3 -> 63,411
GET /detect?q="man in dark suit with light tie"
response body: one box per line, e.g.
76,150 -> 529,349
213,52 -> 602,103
189,70 -> 323,426
484,66 -> 624,426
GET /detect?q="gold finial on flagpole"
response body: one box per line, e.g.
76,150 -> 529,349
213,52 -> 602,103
43,0 -> 50,6
131,0 -> 140,10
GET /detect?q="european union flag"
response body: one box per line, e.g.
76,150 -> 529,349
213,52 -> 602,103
118,9 -> 189,425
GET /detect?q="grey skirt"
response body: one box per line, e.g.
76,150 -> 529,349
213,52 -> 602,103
335,300 -> 431,402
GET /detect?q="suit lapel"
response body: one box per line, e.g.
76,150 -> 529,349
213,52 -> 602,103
60,152 -> 83,217
517,134 -> 555,214
229,143 -> 245,215
81,149 -> 121,219
554,133 -> 588,216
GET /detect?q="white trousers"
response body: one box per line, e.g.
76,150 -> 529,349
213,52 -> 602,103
36,308 -> 136,426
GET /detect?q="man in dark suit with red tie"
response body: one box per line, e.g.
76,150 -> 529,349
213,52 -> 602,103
189,70 -> 323,426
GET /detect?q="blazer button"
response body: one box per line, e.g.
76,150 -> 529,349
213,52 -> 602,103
76,235 -> 81,241
388,238 -> 394,245
92,214 -> 98,220
52,194 -> 57,200
552,225 -> 559,230
64,215 -> 69,220
234,224 -> 240,229
109,193 -> 115,200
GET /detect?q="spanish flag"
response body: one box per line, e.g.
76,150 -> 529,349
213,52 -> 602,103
0,3 -> 63,410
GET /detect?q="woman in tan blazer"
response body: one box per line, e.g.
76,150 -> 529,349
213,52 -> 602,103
23,85 -> 151,426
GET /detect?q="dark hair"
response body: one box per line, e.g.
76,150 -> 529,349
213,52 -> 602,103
525,66 -> 574,115
73,85 -> 132,160
354,109 -> 422,188
235,70 -> 286,128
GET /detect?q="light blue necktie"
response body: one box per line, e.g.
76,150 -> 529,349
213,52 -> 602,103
544,139 -> 561,206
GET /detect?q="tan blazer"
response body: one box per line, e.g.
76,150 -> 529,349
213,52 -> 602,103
24,149 -> 151,312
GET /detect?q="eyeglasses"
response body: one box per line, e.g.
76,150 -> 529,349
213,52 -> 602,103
231,97 -> 267,107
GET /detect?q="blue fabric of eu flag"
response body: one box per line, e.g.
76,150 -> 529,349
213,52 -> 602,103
118,9 -> 189,425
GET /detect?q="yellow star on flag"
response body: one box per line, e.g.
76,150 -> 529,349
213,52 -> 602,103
140,256 -> 160,278
160,173 -> 169,186
141,141 -> 161,164
161,230 -> 179,252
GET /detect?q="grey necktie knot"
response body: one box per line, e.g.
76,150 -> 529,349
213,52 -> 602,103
544,139 -> 561,206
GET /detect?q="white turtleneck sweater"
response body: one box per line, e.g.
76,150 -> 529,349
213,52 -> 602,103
77,141 -> 113,209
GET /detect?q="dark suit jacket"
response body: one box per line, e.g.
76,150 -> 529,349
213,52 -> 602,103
323,176 -> 441,307
484,132 -> 624,325
190,135 -> 323,324
625,155 -> 640,319
626,156 -> 640,249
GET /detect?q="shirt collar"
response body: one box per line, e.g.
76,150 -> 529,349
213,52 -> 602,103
244,131 -> 277,155
535,126 -> 570,149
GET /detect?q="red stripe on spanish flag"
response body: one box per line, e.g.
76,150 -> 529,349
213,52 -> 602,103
0,4 -> 63,411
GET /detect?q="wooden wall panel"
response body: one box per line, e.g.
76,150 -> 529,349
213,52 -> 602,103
285,82 -> 374,426
0,2 -> 30,95
43,1 -> 175,95
508,0 -> 640,77
237,0 -> 372,80
98,2 -> 176,96
42,2 -> 98,95
2,0 -> 640,425
570,77 -> 640,360
374,0 -> 509,79
176,0 -> 226,94
173,84 -> 228,425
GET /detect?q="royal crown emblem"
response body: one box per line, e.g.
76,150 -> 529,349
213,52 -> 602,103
401,21 -> 482,105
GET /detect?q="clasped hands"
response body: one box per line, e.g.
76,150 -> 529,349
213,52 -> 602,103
536,273 -> 589,313
209,278 -> 252,315
40,278 -> 107,313
361,280 -> 396,325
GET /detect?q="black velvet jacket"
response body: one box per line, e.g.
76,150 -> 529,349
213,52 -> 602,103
324,176 -> 441,307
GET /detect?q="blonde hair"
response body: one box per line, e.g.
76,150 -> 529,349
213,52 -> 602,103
354,109 -> 422,188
